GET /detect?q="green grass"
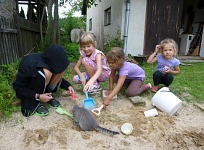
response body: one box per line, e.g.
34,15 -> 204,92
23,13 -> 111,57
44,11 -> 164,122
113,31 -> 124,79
64,62 -> 204,103
141,62 -> 204,102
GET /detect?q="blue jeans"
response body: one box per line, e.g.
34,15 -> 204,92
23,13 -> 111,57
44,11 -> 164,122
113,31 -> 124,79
153,70 -> 174,87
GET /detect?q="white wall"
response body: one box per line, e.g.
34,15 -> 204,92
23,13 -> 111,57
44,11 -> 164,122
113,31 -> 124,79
86,0 -> 146,56
86,0 -> 124,50
126,0 -> 146,56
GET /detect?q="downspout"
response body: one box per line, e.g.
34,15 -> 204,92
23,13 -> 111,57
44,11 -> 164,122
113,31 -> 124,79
123,0 -> 130,55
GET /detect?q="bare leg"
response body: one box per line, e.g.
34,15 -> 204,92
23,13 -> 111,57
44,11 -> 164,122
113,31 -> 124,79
82,62 -> 95,78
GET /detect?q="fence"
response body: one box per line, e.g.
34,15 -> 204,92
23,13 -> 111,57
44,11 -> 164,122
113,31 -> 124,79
0,16 -> 45,65
0,17 -> 19,65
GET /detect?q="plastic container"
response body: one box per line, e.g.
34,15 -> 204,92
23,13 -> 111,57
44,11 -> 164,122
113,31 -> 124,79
144,108 -> 158,117
151,87 -> 182,116
121,123 -> 133,135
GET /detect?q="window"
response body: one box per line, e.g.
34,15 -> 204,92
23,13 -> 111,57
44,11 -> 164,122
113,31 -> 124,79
89,18 -> 92,31
104,7 -> 111,26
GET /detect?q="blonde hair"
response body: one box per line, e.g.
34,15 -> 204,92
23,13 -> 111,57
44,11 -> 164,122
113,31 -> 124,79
79,32 -> 96,48
159,38 -> 178,56
106,47 -> 137,67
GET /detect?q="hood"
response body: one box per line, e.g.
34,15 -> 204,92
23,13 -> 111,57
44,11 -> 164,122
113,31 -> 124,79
43,44 -> 70,74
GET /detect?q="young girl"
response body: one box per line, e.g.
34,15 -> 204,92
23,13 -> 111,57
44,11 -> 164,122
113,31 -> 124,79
147,38 -> 180,92
103,47 -> 151,108
73,32 -> 111,94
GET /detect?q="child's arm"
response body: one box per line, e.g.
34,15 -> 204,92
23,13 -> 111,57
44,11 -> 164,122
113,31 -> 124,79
108,69 -> 116,92
74,56 -> 86,85
103,75 -> 126,108
147,45 -> 160,63
85,53 -> 102,90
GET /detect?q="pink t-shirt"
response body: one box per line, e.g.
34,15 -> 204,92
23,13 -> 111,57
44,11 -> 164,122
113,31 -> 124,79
80,49 -> 110,72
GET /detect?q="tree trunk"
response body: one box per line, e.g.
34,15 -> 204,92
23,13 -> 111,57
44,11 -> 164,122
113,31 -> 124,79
46,0 -> 54,44
53,0 -> 59,44
40,6 -> 45,43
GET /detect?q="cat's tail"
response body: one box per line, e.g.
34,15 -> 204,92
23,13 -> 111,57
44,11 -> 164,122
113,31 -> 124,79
96,125 -> 119,135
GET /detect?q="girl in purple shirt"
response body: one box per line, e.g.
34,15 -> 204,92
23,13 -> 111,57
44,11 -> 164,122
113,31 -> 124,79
103,47 -> 151,108
147,38 -> 180,92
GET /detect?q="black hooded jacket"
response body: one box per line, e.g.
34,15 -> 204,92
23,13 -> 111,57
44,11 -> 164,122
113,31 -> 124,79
13,44 -> 71,116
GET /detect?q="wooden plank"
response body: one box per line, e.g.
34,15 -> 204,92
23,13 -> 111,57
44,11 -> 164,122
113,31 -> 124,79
0,28 -> 17,33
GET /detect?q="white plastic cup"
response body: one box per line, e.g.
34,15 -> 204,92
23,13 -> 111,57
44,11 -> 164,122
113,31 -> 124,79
144,108 -> 158,117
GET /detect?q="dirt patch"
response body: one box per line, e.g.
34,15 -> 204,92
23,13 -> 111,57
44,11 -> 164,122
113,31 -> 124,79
0,91 -> 204,150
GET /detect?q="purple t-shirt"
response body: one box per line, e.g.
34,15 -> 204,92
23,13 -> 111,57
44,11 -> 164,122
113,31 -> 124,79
156,54 -> 180,71
119,61 -> 145,81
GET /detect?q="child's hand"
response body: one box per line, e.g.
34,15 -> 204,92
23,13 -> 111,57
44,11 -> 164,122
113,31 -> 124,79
163,68 -> 172,74
68,86 -> 75,94
103,99 -> 111,108
40,93 -> 53,103
155,45 -> 160,53
84,80 -> 94,92
79,75 -> 87,85
162,66 -> 170,74
106,89 -> 112,95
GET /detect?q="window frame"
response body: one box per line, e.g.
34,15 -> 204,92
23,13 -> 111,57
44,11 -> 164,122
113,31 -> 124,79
104,7 -> 111,26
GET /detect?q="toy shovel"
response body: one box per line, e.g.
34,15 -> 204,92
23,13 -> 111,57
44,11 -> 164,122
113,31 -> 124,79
91,105 -> 104,116
83,91 -> 95,110
56,107 -> 74,118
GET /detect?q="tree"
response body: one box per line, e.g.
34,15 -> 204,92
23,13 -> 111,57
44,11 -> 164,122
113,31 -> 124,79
19,7 -> 26,19
41,0 -> 101,45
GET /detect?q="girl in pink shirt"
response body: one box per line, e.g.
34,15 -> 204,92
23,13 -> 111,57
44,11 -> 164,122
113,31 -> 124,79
73,32 -> 110,94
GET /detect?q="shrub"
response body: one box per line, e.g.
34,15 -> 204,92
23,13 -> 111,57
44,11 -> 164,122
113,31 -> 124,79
0,61 -> 20,118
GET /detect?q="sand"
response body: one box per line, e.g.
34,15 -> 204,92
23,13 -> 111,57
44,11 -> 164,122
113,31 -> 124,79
0,91 -> 204,150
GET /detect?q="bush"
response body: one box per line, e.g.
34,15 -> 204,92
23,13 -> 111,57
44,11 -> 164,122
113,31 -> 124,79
0,61 -> 20,118
63,43 -> 80,63
104,29 -> 124,55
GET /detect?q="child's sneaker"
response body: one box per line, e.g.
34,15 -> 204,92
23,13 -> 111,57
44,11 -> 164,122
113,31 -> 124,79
145,83 -> 152,90
151,85 -> 159,93
89,84 -> 102,94
35,104 -> 49,116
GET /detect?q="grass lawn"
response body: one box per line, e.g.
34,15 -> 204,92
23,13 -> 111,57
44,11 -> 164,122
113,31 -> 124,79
64,62 -> 204,103
143,62 -> 204,102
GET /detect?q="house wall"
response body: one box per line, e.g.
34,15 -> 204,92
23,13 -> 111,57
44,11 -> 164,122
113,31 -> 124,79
86,0 -> 204,57
126,0 -> 146,56
86,0 -> 124,51
86,0 -> 146,56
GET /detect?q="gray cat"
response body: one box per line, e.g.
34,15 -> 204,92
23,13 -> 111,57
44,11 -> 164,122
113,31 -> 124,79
72,105 -> 119,135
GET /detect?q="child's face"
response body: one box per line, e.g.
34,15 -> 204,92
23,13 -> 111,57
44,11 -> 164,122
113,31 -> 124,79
108,60 -> 119,69
162,43 -> 175,60
81,43 -> 95,56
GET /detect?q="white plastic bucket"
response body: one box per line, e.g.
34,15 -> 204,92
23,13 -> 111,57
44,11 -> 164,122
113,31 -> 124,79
151,87 -> 182,116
